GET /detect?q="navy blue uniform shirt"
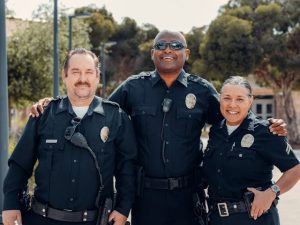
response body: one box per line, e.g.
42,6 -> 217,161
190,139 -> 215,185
109,70 -> 222,178
203,111 -> 300,200
3,96 -> 137,216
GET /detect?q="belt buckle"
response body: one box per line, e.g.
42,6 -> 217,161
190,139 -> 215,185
168,178 -> 179,190
217,202 -> 229,217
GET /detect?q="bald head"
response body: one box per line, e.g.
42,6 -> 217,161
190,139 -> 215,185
153,30 -> 187,47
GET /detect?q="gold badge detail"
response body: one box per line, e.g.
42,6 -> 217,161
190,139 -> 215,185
100,126 -> 109,143
241,134 -> 254,148
185,93 -> 197,109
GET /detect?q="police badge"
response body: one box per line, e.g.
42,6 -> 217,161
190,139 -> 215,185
241,134 -> 254,148
100,126 -> 109,143
185,93 -> 197,109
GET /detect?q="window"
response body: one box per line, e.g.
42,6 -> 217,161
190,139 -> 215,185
256,104 -> 262,114
267,104 -> 272,114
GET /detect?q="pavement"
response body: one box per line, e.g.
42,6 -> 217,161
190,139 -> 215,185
201,137 -> 300,225
274,151 -> 300,225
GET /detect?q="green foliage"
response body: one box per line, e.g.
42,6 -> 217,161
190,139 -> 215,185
198,15 -> 257,79
7,4 -> 90,109
75,6 -> 117,51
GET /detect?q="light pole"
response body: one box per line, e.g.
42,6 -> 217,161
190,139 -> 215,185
53,0 -> 59,97
68,13 -> 90,50
100,42 -> 116,98
0,0 -> 9,223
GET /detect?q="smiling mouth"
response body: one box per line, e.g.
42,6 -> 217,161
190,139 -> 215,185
227,110 -> 239,115
161,56 -> 175,61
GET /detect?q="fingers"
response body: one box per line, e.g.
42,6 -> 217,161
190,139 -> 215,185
16,212 -> 22,225
268,118 -> 287,136
247,187 -> 256,193
2,210 -> 22,225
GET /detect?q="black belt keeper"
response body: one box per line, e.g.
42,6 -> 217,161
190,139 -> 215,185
144,174 -> 194,190
31,199 -> 99,222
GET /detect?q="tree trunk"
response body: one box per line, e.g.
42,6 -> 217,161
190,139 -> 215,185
280,80 -> 300,144
255,69 -> 300,144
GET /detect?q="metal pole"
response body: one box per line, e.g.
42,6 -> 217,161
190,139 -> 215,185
68,15 -> 73,51
100,44 -> 106,98
0,0 -> 9,223
53,0 -> 59,97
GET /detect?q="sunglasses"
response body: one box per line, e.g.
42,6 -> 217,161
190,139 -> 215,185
153,41 -> 186,51
64,117 -> 81,141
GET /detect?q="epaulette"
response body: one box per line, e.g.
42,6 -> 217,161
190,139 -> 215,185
127,71 -> 152,80
102,99 -> 120,108
187,74 -> 209,86
52,95 -> 65,102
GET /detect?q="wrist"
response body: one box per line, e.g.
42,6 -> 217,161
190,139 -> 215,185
269,184 -> 280,198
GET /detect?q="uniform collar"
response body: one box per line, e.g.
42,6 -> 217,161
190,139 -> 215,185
217,111 -> 255,132
56,96 -> 105,116
150,70 -> 188,87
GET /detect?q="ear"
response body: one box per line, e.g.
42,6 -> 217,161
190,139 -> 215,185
151,49 -> 155,61
61,70 -> 66,82
96,69 -> 100,83
185,48 -> 190,61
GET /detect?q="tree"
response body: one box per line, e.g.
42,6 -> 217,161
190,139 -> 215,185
185,26 -> 206,74
75,6 -> 117,53
200,0 -> 300,143
7,3 -> 90,120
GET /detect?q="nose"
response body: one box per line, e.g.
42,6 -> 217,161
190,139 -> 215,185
78,73 -> 87,82
228,99 -> 237,107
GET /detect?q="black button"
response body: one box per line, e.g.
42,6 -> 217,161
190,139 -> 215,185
73,159 -> 77,163
69,198 -> 74,202
71,179 -> 76,183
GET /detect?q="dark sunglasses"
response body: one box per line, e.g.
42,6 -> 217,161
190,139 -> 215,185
64,117 -> 81,141
153,41 -> 186,51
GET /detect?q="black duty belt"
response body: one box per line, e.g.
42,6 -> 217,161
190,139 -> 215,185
144,174 -> 194,190
31,200 -> 99,222
209,200 -> 248,217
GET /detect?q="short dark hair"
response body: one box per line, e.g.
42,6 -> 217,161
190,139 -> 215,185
63,48 -> 100,76
221,76 -> 252,96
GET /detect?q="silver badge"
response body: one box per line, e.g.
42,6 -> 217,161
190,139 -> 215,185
241,134 -> 254,148
185,93 -> 197,109
100,126 -> 109,143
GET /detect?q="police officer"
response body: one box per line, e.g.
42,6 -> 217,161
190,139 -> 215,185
107,30 -> 222,225
2,48 -> 137,225
29,31 -> 287,225
202,76 -> 300,225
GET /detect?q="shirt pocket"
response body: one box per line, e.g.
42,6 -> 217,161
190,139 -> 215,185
226,148 -> 256,160
38,137 -> 66,169
35,137 -> 66,187
173,108 -> 203,137
131,105 -> 157,137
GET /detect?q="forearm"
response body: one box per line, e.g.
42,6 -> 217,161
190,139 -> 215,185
3,162 -> 30,210
275,164 -> 300,194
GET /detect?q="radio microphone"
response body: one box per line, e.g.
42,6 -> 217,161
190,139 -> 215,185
162,98 -> 172,113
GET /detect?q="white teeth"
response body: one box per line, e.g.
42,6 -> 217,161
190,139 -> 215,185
163,56 -> 173,60
228,111 -> 238,115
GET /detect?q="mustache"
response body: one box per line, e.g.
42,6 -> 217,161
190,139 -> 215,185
75,82 -> 91,87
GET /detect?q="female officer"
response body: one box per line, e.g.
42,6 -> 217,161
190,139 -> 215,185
202,76 -> 300,225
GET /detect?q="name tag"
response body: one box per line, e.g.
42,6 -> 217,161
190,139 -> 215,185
46,139 -> 58,144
